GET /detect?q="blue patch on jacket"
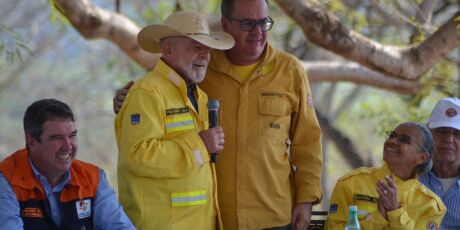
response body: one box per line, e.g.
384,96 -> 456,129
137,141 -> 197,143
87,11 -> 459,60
131,113 -> 140,125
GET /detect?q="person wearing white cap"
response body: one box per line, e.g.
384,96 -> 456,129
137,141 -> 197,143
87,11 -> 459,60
419,97 -> 460,229
114,11 -> 234,230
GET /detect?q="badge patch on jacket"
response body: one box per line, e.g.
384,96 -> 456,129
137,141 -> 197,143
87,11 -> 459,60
166,107 -> 189,115
165,107 -> 195,133
328,204 -> 338,214
131,113 -> 140,125
22,207 -> 44,218
76,199 -> 91,219
354,194 -> 378,203
261,91 -> 284,98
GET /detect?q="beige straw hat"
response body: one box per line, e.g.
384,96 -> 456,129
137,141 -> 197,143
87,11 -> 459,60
138,11 -> 235,53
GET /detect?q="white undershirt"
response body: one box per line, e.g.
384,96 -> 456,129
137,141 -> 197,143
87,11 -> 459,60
439,176 -> 460,193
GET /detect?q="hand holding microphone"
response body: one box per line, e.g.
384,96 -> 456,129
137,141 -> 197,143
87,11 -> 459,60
198,99 -> 224,163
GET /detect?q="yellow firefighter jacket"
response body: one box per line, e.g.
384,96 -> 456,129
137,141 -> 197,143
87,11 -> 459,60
326,163 -> 446,230
115,59 -> 220,230
198,44 -> 323,229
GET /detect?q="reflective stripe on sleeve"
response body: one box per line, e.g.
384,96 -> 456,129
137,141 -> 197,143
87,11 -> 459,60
193,150 -> 203,166
171,190 -> 207,207
165,114 -> 195,133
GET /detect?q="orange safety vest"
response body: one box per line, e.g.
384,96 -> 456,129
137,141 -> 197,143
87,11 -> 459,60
0,149 -> 100,230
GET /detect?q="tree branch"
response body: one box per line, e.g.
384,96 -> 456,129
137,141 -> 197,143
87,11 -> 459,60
302,61 -> 421,94
52,0 -> 456,96
316,110 -> 368,168
53,0 -> 159,69
274,0 -> 460,80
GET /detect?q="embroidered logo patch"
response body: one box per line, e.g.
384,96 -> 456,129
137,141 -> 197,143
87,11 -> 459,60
329,204 -> 338,214
22,207 -> 44,218
76,199 -> 91,219
270,123 -> 280,129
131,113 -> 140,125
426,221 -> 437,230
445,108 -> 457,117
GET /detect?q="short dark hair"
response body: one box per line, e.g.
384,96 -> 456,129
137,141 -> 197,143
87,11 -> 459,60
221,0 -> 269,20
405,122 -> 434,174
23,99 -> 74,142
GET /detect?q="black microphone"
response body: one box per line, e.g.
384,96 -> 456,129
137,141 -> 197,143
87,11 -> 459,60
207,99 -> 220,163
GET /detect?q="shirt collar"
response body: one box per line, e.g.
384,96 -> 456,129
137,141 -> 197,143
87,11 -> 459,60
187,84 -> 197,94
29,157 -> 71,191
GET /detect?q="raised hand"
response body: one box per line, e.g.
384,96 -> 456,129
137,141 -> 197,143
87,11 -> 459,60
376,174 -> 399,219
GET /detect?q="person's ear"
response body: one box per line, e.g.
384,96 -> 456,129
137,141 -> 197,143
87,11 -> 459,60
163,46 -> 171,55
160,40 -> 172,55
221,16 -> 229,32
26,134 -> 38,149
418,152 -> 429,164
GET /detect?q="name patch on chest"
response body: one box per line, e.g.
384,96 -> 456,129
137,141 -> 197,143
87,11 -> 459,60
22,207 -> 44,218
355,194 -> 378,203
261,92 -> 284,98
166,107 -> 190,116
76,199 -> 91,219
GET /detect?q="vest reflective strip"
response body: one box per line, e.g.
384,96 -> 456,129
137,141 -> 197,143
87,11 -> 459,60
171,190 -> 207,207
165,115 -> 195,133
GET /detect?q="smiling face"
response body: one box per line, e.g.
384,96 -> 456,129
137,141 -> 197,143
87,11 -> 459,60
27,119 -> 77,186
383,123 -> 429,179
161,37 -> 210,85
221,0 -> 269,65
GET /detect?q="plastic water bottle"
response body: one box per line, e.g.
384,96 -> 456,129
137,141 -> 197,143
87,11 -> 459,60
345,205 -> 360,230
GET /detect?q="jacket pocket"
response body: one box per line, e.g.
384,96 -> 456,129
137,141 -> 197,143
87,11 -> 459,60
258,97 -> 290,141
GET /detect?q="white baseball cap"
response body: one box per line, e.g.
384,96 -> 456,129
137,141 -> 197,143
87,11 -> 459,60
427,97 -> 460,130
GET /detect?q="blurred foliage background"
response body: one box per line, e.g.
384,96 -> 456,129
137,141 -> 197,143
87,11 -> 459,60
1,0 -> 458,210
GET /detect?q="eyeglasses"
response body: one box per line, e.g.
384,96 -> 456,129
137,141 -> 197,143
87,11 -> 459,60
385,130 -> 424,150
228,16 -> 274,32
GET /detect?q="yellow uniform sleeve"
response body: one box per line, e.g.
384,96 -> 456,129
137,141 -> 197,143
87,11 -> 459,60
327,175 -> 446,230
289,61 -> 323,204
116,87 -> 208,179
326,179 -> 351,230
387,193 -> 445,229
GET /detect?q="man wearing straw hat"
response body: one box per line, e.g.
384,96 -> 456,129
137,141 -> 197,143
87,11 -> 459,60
115,0 -> 322,229
114,11 -> 234,230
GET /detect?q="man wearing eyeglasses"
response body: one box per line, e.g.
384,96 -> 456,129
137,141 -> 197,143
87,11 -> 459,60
204,1 -> 322,229
419,98 -> 460,229
114,0 -> 322,229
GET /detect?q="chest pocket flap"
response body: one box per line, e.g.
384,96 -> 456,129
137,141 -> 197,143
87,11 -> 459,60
258,98 -> 288,116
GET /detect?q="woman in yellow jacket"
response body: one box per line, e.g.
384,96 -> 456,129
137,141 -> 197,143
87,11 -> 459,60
326,122 -> 446,229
